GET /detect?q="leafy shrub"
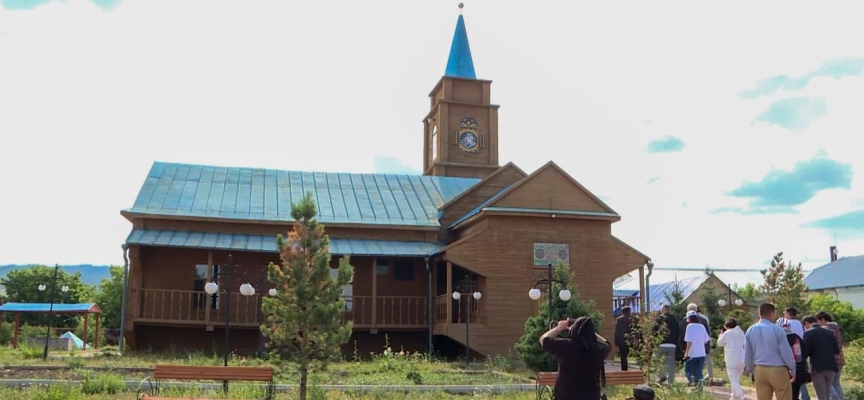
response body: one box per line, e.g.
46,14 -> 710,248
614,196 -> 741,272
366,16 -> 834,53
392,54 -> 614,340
809,294 -> 864,343
81,372 -> 124,395
486,352 -> 515,373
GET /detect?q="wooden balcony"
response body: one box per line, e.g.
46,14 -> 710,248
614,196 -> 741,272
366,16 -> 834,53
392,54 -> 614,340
134,289 -> 428,330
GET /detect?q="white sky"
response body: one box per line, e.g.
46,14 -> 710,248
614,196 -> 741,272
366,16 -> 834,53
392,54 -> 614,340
1,1 -> 863,282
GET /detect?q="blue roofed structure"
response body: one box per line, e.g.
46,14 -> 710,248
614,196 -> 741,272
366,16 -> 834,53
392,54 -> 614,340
805,255 -> 864,290
444,14 -> 476,79
613,274 -> 711,314
123,162 -> 480,227
0,303 -> 101,314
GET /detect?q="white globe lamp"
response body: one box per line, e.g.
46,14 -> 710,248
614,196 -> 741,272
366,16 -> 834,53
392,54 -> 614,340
61,285 -> 69,292
239,283 -> 255,296
268,288 -> 277,297
473,292 -> 482,300
559,290 -> 572,301
718,299 -> 727,307
528,288 -> 542,301
452,291 -> 461,301
38,283 -> 46,291
735,298 -> 744,306
204,281 -> 218,295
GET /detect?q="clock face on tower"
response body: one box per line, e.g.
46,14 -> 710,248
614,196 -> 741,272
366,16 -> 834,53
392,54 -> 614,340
459,131 -> 477,151
458,117 -> 480,154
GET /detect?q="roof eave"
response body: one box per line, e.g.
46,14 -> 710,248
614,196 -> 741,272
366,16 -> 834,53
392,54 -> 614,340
121,211 -> 440,231
450,207 -> 621,230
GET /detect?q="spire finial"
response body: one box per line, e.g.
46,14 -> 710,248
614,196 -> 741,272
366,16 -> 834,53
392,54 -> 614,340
458,2 -> 464,13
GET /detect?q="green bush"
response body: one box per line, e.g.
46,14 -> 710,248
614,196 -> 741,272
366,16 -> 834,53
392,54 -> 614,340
514,263 -> 604,372
0,323 -> 12,345
809,294 -> 864,343
81,372 -> 125,395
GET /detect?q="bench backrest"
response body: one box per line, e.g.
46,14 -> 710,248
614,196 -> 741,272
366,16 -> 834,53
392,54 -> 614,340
154,365 -> 273,382
537,372 -> 558,386
537,370 -> 644,387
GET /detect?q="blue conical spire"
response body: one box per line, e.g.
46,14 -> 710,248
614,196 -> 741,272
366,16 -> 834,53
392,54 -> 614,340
444,14 -> 476,79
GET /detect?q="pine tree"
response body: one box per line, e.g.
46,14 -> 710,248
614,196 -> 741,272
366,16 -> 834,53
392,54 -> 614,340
663,279 -> 688,322
261,192 -> 354,400
514,263 -> 604,372
760,252 -> 785,304
778,259 -> 808,311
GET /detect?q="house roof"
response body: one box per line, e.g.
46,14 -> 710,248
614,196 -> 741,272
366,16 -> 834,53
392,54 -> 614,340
804,255 -> 864,290
613,274 -> 710,313
126,229 -> 442,257
124,162 -> 480,227
0,303 -> 101,314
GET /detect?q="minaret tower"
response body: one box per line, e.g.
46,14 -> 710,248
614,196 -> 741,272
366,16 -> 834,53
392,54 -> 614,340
422,5 -> 500,179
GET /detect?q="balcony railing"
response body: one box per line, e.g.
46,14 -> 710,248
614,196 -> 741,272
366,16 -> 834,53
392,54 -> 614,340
135,289 -> 427,329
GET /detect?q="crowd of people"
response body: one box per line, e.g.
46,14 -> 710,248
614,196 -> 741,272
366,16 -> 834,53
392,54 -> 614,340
622,302 -> 846,400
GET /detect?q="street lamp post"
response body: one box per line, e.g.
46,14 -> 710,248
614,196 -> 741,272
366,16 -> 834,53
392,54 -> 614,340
38,265 -> 69,361
717,296 -> 744,311
452,274 -> 481,365
528,263 -> 571,371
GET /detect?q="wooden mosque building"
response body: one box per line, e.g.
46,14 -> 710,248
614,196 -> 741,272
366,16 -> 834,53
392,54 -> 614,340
120,13 -> 651,358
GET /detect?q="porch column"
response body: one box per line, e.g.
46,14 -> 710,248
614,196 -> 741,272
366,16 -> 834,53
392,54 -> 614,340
445,262 -> 452,324
371,257 -> 377,331
205,251 -> 213,325
638,265 -> 645,314
95,314 -> 100,350
83,313 -> 89,350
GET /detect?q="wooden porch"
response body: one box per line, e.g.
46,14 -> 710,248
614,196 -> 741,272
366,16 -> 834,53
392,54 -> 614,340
133,289 -> 428,330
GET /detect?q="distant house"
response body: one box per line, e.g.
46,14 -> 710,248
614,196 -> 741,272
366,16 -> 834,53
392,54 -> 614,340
804,255 -> 864,309
613,272 -> 747,315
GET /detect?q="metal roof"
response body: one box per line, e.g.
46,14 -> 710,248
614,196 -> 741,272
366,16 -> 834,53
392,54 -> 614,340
0,303 -> 101,314
125,229 -> 441,257
445,14 -> 476,79
804,255 -> 864,290
126,162 -> 480,226
612,274 -> 710,313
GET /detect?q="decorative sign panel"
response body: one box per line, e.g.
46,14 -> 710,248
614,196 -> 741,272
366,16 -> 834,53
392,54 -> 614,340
533,243 -> 570,266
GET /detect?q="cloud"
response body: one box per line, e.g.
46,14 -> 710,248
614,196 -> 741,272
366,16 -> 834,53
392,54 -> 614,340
740,58 -> 864,99
372,155 -> 421,175
646,176 -> 660,184
725,156 -> 853,207
644,135 -> 685,153
711,206 -> 799,215
803,210 -> 864,237
752,97 -> 827,132
0,0 -> 122,11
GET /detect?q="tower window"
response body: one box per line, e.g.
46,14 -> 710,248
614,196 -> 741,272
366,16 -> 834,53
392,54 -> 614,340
431,125 -> 438,161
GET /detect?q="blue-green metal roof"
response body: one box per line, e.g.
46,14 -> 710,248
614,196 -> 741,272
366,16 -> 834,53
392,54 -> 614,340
126,162 -> 480,226
126,229 -> 441,257
445,14 -> 476,79
0,303 -> 101,313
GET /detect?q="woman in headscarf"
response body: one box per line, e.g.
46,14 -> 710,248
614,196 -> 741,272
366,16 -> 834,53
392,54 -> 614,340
540,316 -> 612,400
782,320 -> 811,400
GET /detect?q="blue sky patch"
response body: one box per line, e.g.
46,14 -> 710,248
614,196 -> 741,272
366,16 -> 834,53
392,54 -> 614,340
753,97 -> 827,132
644,135 -> 685,153
0,0 -> 120,10
726,156 -> 852,207
740,58 -> 864,99
711,206 -> 799,215
803,210 -> 864,237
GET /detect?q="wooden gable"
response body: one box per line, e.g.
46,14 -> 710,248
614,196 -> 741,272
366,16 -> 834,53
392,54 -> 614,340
438,163 -> 527,228
488,161 -> 617,215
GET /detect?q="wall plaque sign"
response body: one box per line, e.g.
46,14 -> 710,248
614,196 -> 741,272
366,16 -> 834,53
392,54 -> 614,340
533,243 -> 570,266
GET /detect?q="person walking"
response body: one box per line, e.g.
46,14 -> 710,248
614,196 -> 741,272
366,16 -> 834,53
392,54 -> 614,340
779,307 -> 811,400
682,303 -> 713,382
718,318 -> 746,400
744,302 -> 796,400
615,306 -> 634,371
654,304 -> 680,384
815,311 -> 845,400
684,311 -> 711,387
802,315 -> 840,400
781,320 -> 810,400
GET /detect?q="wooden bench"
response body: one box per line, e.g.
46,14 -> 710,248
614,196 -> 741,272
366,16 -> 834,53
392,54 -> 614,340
137,365 -> 274,400
536,369 -> 644,399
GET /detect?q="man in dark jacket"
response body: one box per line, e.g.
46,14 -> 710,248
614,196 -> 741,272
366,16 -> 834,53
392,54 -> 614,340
654,304 -> 680,383
615,306 -> 634,370
802,315 -> 840,400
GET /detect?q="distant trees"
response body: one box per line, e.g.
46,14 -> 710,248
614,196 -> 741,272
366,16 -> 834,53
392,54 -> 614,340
93,266 -> 124,329
261,192 -> 354,400
0,266 -> 95,327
